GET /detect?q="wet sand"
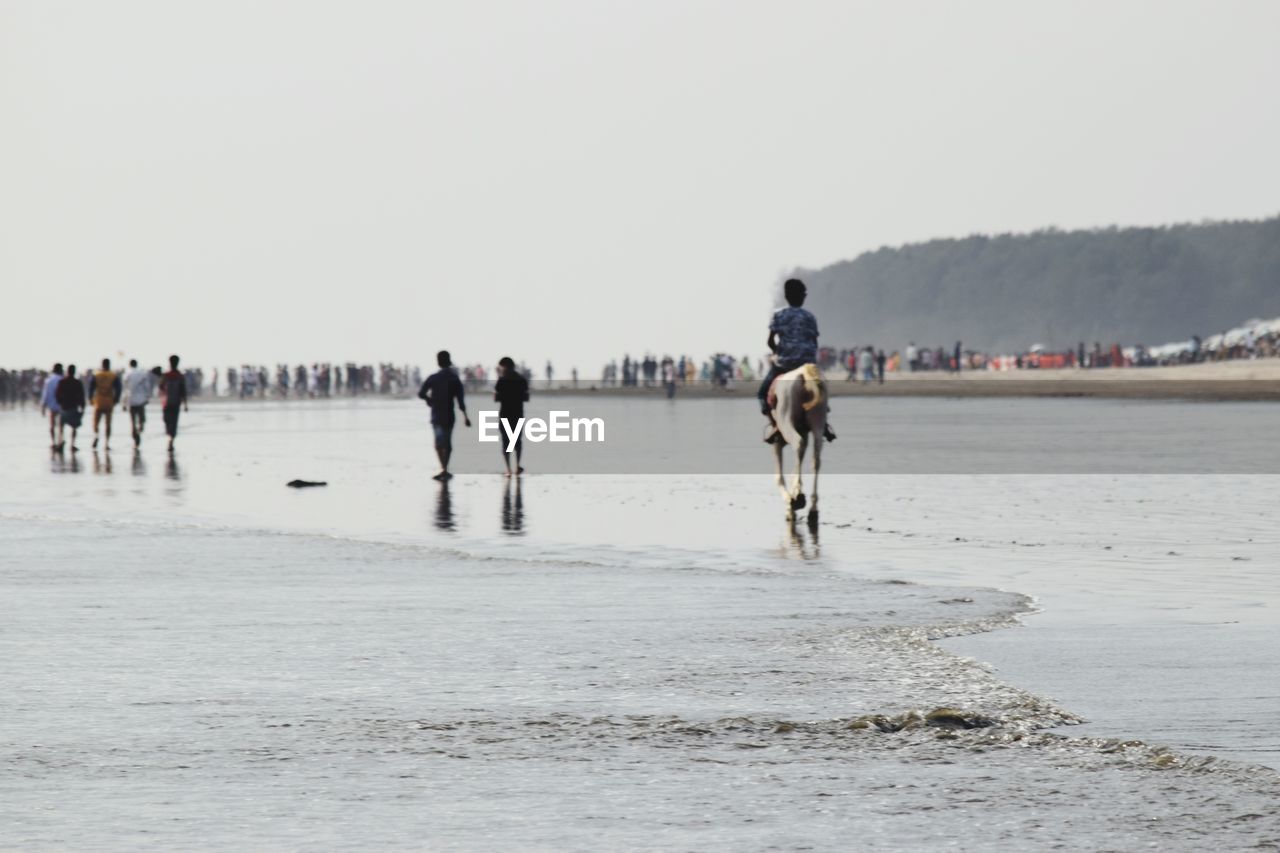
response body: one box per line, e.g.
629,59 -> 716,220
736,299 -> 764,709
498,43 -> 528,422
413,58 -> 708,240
3,400 -> 1279,849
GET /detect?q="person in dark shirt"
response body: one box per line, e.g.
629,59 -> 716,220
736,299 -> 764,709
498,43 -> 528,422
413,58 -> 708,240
417,350 -> 470,481
493,356 -> 530,477
758,279 -> 837,444
55,364 -> 87,451
160,354 -> 189,453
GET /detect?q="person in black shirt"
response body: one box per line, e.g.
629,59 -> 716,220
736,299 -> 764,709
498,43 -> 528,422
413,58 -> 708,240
418,350 -> 470,481
159,355 -> 189,453
55,364 -> 87,451
494,356 -> 530,477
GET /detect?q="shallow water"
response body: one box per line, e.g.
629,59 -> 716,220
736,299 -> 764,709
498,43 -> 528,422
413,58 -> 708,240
3,398 -> 1279,850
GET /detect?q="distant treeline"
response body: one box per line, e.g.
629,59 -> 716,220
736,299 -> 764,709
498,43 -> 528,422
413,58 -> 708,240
796,216 -> 1280,353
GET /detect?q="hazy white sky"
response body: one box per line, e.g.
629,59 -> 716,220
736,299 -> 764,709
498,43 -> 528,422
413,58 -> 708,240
3,0 -> 1277,373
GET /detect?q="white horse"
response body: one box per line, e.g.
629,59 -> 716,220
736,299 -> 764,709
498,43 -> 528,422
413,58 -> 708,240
767,364 -> 826,525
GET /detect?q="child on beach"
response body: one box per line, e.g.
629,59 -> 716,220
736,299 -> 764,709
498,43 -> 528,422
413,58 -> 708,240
757,278 -> 837,444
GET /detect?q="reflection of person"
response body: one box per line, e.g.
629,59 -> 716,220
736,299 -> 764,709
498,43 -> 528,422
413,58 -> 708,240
55,364 -> 86,452
90,358 -> 122,450
418,350 -> 470,481
159,355 -> 189,453
434,481 -> 454,531
502,477 -> 524,535
494,356 -> 529,477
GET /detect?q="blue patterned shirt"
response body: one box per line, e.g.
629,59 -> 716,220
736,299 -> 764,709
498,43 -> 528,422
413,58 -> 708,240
770,306 -> 819,365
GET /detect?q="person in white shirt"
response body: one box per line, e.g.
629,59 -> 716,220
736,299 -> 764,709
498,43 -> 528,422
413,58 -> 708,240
40,363 -> 65,449
123,359 -> 155,448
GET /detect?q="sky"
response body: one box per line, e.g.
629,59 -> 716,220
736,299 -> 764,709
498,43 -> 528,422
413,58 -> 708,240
2,0 -> 1277,375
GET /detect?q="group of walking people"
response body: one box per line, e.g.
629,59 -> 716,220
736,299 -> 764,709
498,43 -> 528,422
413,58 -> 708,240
39,356 -> 189,453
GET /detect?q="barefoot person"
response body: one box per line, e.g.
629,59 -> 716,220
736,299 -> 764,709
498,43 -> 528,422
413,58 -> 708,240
55,364 -> 86,451
90,358 -> 122,450
417,350 -> 470,481
756,278 -> 837,444
40,363 -> 64,449
494,356 -> 529,477
158,355 -> 188,452
123,359 -> 155,447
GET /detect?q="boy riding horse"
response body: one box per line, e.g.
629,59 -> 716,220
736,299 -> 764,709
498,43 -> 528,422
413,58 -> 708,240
758,278 -> 837,445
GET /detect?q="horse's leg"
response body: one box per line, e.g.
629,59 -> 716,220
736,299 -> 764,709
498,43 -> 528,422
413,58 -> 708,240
774,433 -> 792,516
790,436 -> 807,511
808,432 -> 821,527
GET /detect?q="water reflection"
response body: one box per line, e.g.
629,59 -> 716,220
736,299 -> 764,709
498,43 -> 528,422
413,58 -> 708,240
92,450 -> 113,475
49,447 -> 81,475
784,520 -> 821,561
131,450 -> 147,477
164,452 -> 182,484
501,478 -> 525,536
434,481 -> 455,532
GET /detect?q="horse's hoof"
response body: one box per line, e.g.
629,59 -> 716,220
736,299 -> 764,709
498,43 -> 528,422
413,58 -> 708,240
791,494 -> 807,511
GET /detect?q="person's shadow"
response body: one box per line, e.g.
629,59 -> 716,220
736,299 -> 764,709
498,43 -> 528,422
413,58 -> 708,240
501,477 -> 524,536
434,481 -> 455,532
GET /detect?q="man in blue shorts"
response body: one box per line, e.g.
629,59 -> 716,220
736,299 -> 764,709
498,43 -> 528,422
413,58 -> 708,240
418,350 -> 471,481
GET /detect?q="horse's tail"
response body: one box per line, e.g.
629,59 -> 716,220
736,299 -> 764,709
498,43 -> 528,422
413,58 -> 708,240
800,363 -> 826,412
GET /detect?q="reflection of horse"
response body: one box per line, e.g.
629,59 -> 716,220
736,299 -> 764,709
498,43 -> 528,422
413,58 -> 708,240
786,519 -> 820,561
766,364 -> 825,525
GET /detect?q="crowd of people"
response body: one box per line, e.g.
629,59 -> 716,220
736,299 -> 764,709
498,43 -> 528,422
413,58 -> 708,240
6,313 -> 1279,428
211,363 -> 418,398
17,356 -> 190,454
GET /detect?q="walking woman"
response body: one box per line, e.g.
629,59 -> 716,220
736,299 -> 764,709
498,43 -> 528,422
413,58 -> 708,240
494,356 -> 529,477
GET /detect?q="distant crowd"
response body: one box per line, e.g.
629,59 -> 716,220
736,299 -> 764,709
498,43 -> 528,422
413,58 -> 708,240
213,363 -> 417,398
6,315 -> 1279,415
600,355 -> 739,388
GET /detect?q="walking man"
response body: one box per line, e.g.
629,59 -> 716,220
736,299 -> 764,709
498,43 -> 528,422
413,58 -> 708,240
123,359 -> 154,447
55,365 -> 86,451
40,363 -> 64,449
159,355 -> 189,452
417,350 -> 470,481
90,358 -> 122,450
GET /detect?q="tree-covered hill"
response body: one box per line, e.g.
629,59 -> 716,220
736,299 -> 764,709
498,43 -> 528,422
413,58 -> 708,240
796,216 -> 1280,353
